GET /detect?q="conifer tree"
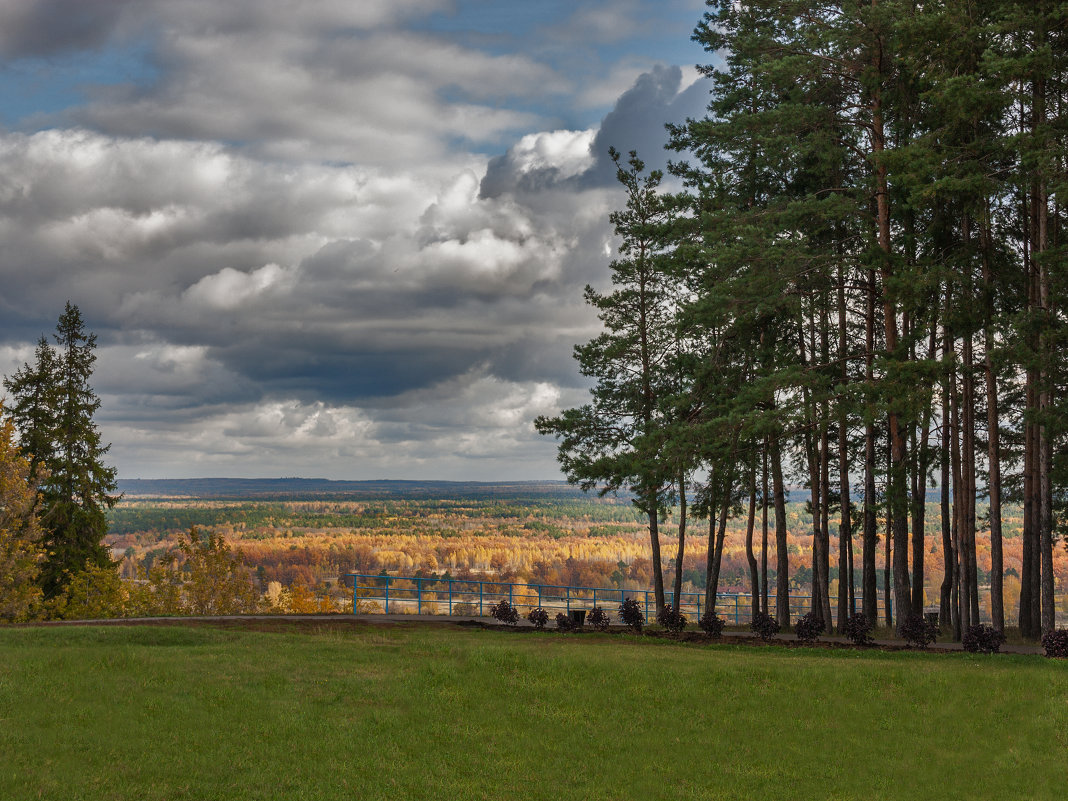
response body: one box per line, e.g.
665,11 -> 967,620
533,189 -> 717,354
3,302 -> 118,599
535,150 -> 680,615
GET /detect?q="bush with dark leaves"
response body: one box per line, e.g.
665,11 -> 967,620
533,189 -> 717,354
750,611 -> 781,641
526,606 -> 549,630
794,612 -> 825,643
618,597 -> 644,633
656,604 -> 687,635
1042,628 -> 1068,659
489,599 -> 519,625
699,613 -> 726,639
898,613 -> 938,648
588,606 -> 611,631
555,612 -> 574,632
962,624 -> 1006,654
842,613 -> 874,646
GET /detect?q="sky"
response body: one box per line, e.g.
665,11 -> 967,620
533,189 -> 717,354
0,0 -> 714,480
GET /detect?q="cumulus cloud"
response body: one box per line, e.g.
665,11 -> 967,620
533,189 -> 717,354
183,264 -> 297,311
479,129 -> 596,198
481,64 -> 709,198
0,2 -> 712,479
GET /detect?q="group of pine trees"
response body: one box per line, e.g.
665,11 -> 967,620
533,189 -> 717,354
0,302 -> 118,619
538,0 -> 1066,640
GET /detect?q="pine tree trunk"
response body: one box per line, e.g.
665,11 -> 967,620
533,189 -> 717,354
706,493 -> 731,616
761,442 -> 770,616
837,261 -> 854,624
939,313 -> 954,629
939,391 -> 953,629
910,320 -> 936,615
1021,377 -> 1037,635
819,299 -> 834,630
801,320 -> 825,626
672,476 -> 687,608
1018,174 -> 1037,637
820,420 -> 833,630
838,393 -> 853,631
1035,67 -> 1055,635
649,506 -> 666,616
807,423 -> 824,624
982,203 -> 1005,632
962,328 -> 980,628
745,464 -> 759,619
863,272 -> 878,626
951,365 -> 965,639
772,434 -> 791,627
884,432 -> 894,629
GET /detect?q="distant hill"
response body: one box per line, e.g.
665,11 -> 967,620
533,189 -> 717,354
117,477 -> 952,504
116,477 -> 597,501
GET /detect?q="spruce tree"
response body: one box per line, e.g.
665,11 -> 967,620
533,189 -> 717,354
3,302 -> 118,599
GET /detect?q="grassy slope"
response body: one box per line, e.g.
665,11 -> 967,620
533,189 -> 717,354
1,623 -> 1065,801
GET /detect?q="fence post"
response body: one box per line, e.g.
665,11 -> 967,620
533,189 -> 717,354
509,583 -> 513,609
479,581 -> 483,616
352,576 -> 357,614
385,578 -> 390,614
538,584 -> 542,609
448,579 -> 453,616
417,578 -> 422,615
567,585 -> 571,613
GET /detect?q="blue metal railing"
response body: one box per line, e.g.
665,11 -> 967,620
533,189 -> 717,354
346,573 -> 883,624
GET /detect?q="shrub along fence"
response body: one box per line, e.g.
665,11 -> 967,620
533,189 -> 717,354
346,573 -> 885,624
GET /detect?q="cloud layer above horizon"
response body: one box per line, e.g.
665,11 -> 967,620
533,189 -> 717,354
0,0 -> 711,480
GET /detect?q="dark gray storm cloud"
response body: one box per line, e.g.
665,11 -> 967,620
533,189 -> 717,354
0,0 -> 132,58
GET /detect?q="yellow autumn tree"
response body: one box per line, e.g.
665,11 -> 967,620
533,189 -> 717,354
176,527 -> 263,615
49,561 -> 127,620
0,416 -> 44,622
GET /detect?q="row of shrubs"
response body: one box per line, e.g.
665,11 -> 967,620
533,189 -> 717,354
489,598 -> 1068,658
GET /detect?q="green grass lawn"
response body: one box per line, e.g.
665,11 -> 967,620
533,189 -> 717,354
1,622 -> 1065,801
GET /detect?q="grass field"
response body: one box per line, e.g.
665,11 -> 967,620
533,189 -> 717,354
1,621 -> 1066,801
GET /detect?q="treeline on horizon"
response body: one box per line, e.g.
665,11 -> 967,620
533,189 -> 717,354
537,0 -> 1067,642
114,477 -> 594,501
